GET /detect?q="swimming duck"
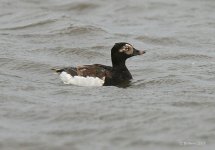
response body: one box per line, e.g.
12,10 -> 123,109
52,42 -> 146,86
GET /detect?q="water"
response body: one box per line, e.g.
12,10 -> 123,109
0,0 -> 215,149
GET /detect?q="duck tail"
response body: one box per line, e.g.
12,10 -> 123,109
51,68 -> 64,73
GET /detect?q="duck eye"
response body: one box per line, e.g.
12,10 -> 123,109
123,45 -> 134,55
119,46 -> 126,52
119,45 -> 132,53
125,47 -> 129,51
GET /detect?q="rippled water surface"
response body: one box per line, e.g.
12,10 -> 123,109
0,0 -> 215,149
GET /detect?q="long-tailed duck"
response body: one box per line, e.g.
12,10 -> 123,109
52,42 -> 146,86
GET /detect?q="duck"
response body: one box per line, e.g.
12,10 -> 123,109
52,42 -> 146,86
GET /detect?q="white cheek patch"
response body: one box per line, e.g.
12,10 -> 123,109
119,44 -> 133,55
119,48 -> 126,52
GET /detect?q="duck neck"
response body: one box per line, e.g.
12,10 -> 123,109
112,59 -> 128,71
111,59 -> 132,80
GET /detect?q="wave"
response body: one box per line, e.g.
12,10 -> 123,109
0,19 -> 57,30
48,2 -> 99,12
52,24 -> 107,35
136,35 -> 184,46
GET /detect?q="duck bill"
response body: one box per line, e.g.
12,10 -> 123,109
132,48 -> 146,56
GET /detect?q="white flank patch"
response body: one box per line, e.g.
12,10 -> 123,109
59,71 -> 104,86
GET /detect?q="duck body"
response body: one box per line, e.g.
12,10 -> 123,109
52,42 -> 146,86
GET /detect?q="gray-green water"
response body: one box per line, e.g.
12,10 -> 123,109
0,0 -> 215,149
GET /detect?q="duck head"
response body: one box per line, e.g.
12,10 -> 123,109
111,42 -> 146,66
